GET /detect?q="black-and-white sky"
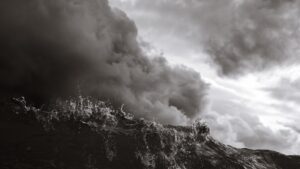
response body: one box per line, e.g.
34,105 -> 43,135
110,0 -> 300,155
1,0 -> 300,155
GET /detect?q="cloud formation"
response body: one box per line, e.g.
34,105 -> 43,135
266,76 -> 300,138
203,0 -> 300,75
112,0 -> 300,76
0,0 -> 208,125
111,0 -> 300,154
269,78 -> 300,104
203,88 -> 300,154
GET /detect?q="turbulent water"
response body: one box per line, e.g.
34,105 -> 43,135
0,97 -> 299,169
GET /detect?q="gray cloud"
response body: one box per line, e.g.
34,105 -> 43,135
268,78 -> 300,104
112,0 -> 300,76
266,77 -> 300,137
110,0 -> 300,154
204,0 -> 300,75
203,95 -> 300,154
0,0 -> 208,125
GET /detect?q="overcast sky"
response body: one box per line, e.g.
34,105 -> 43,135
110,0 -> 300,155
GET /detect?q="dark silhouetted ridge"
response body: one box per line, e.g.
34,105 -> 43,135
0,97 -> 299,169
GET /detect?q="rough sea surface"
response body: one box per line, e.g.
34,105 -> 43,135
0,97 -> 299,169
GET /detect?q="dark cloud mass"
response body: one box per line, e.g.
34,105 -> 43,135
0,0 -> 208,125
204,0 -> 300,75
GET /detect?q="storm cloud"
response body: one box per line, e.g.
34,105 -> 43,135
204,109 -> 300,154
110,0 -> 300,154
269,77 -> 300,104
0,0 -> 208,125
112,0 -> 300,76
203,86 -> 300,155
203,0 -> 300,75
